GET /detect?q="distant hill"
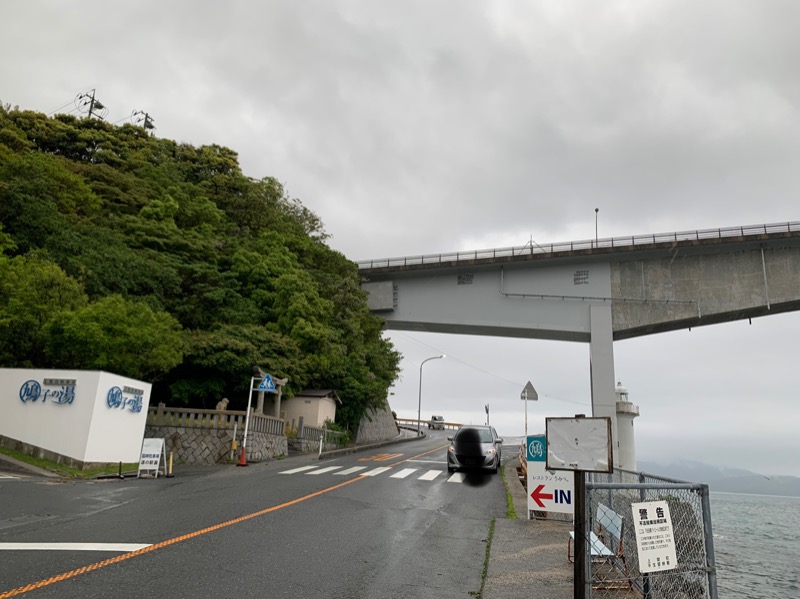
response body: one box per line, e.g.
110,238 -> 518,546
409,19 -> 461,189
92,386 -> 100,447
638,459 -> 800,498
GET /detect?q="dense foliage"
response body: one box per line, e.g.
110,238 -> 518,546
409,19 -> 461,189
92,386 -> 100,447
0,105 -> 400,431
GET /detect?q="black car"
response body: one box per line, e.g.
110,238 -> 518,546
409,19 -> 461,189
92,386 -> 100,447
446,424 -> 503,473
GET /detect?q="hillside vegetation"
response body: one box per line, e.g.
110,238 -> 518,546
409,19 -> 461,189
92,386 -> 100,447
0,104 -> 400,431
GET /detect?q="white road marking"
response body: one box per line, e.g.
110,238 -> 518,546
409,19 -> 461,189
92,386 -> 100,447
306,466 -> 342,475
0,475 -> 20,479
0,543 -> 150,552
335,467 -> 367,475
277,464 -> 463,483
361,467 -> 392,477
279,466 -> 319,474
405,459 -> 444,465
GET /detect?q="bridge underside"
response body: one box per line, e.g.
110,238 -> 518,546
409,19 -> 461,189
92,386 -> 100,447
360,227 -> 800,469
361,238 -> 800,343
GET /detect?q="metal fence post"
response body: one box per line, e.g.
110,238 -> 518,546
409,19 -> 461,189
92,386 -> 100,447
700,484 -> 719,599
575,470 -> 588,599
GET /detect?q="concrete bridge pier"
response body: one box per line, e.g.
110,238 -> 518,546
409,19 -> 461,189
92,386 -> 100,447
589,304 -> 620,469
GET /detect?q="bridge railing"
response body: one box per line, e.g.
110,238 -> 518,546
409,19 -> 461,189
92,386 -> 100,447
357,221 -> 800,269
395,416 -> 461,431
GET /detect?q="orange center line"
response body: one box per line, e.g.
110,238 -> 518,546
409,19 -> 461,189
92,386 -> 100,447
0,476 -> 363,599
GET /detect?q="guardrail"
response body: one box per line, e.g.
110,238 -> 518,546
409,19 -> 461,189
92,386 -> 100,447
394,417 -> 461,431
298,424 -> 347,446
357,220 -> 800,270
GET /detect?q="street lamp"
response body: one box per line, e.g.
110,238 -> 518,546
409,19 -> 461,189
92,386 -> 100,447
417,354 -> 446,435
595,208 -> 599,247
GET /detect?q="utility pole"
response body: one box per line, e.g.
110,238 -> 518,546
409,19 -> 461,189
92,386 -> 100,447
133,110 -> 156,133
76,89 -> 107,120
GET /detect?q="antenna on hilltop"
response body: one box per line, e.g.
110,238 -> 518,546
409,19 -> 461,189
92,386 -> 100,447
75,89 -> 108,120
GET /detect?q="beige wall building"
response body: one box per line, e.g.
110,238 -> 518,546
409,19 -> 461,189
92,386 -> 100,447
283,389 -> 341,429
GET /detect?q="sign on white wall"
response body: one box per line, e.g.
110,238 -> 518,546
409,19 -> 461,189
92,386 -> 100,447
631,500 -> 678,573
0,369 -> 152,464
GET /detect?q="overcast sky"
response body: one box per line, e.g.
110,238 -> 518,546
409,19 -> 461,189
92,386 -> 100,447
3,1 -> 799,476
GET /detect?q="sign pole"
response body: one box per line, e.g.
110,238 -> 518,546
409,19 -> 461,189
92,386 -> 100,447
574,470 -> 587,599
520,382 -> 537,440
524,389 -> 528,438
238,376 -> 255,467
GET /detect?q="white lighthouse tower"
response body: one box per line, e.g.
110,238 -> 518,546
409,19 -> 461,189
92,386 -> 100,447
615,381 -> 640,471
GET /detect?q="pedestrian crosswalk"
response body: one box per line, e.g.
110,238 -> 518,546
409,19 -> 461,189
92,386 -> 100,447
279,464 -> 467,483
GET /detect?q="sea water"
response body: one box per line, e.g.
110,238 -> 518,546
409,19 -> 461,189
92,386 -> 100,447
711,492 -> 800,598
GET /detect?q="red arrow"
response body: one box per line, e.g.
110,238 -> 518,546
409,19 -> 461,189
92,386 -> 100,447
530,484 -> 554,508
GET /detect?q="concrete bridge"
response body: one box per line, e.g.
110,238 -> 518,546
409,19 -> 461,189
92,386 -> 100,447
358,221 -> 800,468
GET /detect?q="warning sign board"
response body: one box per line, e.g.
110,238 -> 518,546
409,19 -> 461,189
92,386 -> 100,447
258,374 -> 276,391
632,500 -> 678,573
526,435 -> 574,515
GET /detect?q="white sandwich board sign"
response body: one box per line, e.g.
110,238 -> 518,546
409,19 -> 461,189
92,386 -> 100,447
138,438 -> 166,478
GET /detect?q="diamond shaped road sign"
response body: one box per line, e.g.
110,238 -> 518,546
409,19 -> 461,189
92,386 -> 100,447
258,374 -> 276,391
521,381 -> 538,401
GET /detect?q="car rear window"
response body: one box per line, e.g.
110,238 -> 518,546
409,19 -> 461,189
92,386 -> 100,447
456,428 -> 493,443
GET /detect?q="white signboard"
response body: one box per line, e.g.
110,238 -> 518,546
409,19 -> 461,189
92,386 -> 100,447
526,435 -> 574,516
545,416 -> 612,473
0,369 -> 152,464
138,438 -> 166,478
631,500 -> 678,573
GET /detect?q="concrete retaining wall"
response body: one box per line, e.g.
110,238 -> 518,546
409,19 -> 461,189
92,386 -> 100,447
355,404 -> 400,444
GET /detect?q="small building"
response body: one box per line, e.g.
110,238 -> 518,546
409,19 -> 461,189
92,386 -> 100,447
282,389 -> 341,429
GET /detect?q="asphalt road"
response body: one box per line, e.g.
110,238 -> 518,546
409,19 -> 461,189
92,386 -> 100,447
0,431 -> 512,599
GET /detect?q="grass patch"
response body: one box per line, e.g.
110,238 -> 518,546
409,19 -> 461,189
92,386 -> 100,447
0,447 -> 137,478
500,464 -> 517,520
470,517 -> 496,598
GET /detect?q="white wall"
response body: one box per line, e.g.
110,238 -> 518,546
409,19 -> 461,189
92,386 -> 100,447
0,369 -> 152,464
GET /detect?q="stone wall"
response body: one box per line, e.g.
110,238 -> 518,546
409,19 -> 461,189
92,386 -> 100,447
355,404 -> 400,444
144,425 -> 287,465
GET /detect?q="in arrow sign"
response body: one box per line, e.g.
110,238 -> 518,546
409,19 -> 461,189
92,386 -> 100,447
530,484 -> 554,508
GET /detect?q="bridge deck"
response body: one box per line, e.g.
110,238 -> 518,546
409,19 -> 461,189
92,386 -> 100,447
358,221 -> 800,273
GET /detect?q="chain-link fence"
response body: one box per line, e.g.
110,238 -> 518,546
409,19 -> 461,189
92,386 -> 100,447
573,470 -> 718,599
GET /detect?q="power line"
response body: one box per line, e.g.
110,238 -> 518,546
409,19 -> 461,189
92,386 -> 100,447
389,331 -> 588,407
46,100 -> 75,116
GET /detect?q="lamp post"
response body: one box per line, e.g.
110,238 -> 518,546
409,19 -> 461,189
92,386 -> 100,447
417,354 -> 446,435
594,208 -> 599,247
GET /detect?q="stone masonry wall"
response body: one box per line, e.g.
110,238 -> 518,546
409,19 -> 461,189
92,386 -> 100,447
144,425 -> 287,465
355,404 -> 400,444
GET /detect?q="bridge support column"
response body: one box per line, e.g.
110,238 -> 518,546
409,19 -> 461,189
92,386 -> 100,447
589,304 -> 619,468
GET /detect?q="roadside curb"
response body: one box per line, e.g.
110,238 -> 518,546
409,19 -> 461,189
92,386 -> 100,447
0,453 -> 61,478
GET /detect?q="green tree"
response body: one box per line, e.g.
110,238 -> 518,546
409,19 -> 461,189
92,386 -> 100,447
0,106 -> 401,432
45,295 -> 184,380
0,254 -> 87,366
